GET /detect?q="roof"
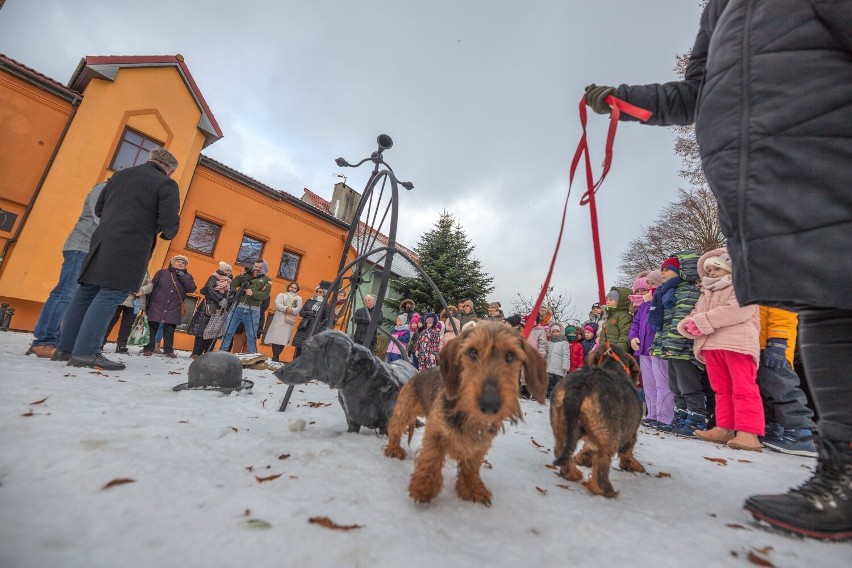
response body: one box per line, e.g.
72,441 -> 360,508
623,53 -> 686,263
301,188 -> 421,279
0,53 -> 81,102
68,55 -> 223,148
197,155 -> 350,230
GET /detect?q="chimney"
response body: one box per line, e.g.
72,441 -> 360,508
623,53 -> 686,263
329,182 -> 361,225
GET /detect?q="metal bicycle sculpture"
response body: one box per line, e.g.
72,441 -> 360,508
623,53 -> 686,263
278,134 -> 458,412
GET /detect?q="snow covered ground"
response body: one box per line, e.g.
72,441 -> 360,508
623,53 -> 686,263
0,330 -> 847,568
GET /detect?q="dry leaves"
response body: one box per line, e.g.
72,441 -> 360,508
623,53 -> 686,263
656,472 -> 672,478
544,463 -> 557,470
555,484 -> 572,490
89,370 -> 108,376
535,486 -> 547,495
308,516 -> 363,531
278,453 -> 291,460
168,371 -> 181,375
725,523 -> 748,530
28,397 -> 49,405
306,401 -> 331,408
102,478 -> 136,490
738,459 -> 752,463
21,409 -> 34,417
178,420 -> 188,424
530,437 -> 544,448
746,550 -> 775,567
255,473 -> 282,483
704,457 -> 728,466
231,427 -> 239,433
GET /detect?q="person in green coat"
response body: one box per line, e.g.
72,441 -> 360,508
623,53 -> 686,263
599,286 -> 633,351
219,259 -> 272,354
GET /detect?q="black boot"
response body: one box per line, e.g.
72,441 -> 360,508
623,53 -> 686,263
744,439 -> 852,541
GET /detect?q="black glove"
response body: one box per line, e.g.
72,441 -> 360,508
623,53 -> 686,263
218,299 -> 228,309
584,84 -> 616,115
173,270 -> 185,277
159,232 -> 173,240
762,339 -> 788,368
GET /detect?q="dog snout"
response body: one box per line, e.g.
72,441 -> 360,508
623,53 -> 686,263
478,381 -> 502,415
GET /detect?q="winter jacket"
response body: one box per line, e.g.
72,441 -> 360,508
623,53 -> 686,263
759,306 -> 797,366
185,271 -> 232,337
616,0 -> 852,311
527,325 -> 549,358
545,336 -> 570,376
230,263 -> 272,309
386,325 -> 411,356
600,286 -> 633,351
569,340 -> 584,372
63,183 -> 104,253
79,162 -> 180,291
147,267 -> 197,325
678,248 -> 760,364
264,291 -> 302,346
650,251 -> 701,362
352,305 -> 376,347
628,299 -> 656,357
292,295 -> 330,348
440,317 -> 461,351
415,326 -> 441,371
118,272 -> 152,310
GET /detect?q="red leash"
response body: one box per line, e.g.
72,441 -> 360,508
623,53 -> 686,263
522,95 -> 651,339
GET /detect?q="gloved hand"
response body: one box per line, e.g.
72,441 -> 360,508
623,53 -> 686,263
218,299 -> 228,309
685,320 -> 702,336
584,84 -> 616,114
173,270 -> 185,277
762,339 -> 788,368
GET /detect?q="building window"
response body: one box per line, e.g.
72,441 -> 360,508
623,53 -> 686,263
185,217 -> 221,256
236,235 -> 264,267
277,250 -> 302,280
110,128 -> 161,171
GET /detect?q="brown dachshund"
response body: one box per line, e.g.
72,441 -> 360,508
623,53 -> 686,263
385,322 -> 547,505
550,343 -> 644,497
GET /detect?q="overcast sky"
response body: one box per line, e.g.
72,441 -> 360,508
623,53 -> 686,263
1,0 -> 703,317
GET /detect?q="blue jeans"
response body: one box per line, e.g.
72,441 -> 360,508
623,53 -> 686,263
31,250 -> 87,346
57,284 -> 129,356
219,305 -> 261,353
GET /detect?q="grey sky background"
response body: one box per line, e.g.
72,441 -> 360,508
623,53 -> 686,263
1,0 -> 703,317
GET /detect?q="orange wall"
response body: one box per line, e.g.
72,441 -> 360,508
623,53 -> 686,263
0,72 -> 73,257
0,66 -> 207,329
164,164 -> 350,358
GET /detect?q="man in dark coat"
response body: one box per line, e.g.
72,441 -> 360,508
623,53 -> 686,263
584,0 -> 851,541
352,294 -> 378,352
53,147 -> 180,370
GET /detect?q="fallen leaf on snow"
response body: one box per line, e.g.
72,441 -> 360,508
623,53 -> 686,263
261,399 -> 267,408
117,379 -> 127,382
255,473 -> 282,483
306,401 -> 331,408
178,420 -> 188,424
89,371 -> 108,376
544,464 -> 557,470
231,427 -> 239,433
245,466 -> 254,472
21,410 -> 34,417
289,475 -> 298,479
656,472 -> 672,478
535,486 -> 547,495
244,509 -> 251,517
754,546 -> 773,555
241,518 -> 272,529
102,478 -> 136,490
530,437 -> 544,448
308,516 -> 363,531
725,523 -> 748,530
555,484 -> 571,490
704,457 -> 728,466
738,459 -> 752,463
746,551 -> 775,567
168,371 -> 181,375
28,397 -> 49,405
278,453 -> 291,460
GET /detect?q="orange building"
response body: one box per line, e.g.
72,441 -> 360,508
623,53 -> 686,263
0,54 -> 353,360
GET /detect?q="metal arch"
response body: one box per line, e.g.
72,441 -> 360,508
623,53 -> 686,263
278,135 -> 456,413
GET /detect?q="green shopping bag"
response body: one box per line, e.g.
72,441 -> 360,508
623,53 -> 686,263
128,311 -> 151,346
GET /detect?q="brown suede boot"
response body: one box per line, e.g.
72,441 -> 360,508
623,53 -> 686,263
25,344 -> 57,358
695,427 -> 735,443
727,431 -> 762,452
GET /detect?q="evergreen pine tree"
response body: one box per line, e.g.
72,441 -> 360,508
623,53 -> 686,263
394,211 -> 494,316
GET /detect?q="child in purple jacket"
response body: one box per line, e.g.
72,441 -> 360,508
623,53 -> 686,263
629,271 -> 673,426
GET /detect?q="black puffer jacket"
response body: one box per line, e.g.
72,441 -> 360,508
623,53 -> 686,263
616,0 -> 852,311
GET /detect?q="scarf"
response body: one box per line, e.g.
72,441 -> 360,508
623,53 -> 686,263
549,334 -> 567,343
648,276 -> 681,331
212,271 -> 231,293
702,274 -> 733,291
628,294 -> 645,306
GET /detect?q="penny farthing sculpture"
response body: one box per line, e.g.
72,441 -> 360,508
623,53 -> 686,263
278,134 -> 457,412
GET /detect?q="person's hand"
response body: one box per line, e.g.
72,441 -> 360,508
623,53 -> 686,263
134,290 -> 145,297
173,270 -> 185,277
245,289 -> 252,296
218,299 -> 228,309
762,339 -> 788,368
685,320 -> 702,336
159,232 -> 172,240
584,84 -> 616,114
630,337 -> 640,351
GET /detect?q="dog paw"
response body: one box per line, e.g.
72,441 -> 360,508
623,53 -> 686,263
584,478 -> 618,498
619,457 -> 645,473
575,448 -> 594,467
409,475 -> 441,504
560,465 -> 584,482
457,485 -> 492,506
384,445 -> 407,460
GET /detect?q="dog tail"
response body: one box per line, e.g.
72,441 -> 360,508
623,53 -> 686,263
555,388 -> 584,467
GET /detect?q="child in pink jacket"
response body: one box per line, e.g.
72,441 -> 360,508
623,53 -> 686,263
678,248 -> 763,451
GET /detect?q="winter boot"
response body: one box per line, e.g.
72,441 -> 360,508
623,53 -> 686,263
762,428 -> 818,458
744,439 -> 852,541
25,344 -> 56,358
672,411 -> 708,437
727,431 -> 762,452
658,409 -> 687,433
695,427 -> 735,444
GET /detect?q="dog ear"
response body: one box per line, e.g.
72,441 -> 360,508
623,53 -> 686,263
520,340 -> 548,404
438,332 -> 464,398
626,353 -> 642,388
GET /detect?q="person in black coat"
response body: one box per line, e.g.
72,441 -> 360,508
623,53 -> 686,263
291,285 -> 329,358
54,148 -> 180,370
142,255 -> 197,357
351,294 -> 378,352
186,261 -> 233,356
584,0 -> 851,541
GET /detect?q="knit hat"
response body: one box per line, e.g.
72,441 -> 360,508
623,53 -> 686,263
505,314 -> 522,327
410,312 -> 421,325
704,253 -> 732,273
605,289 -> 620,302
549,323 -> 563,333
632,271 -> 650,292
397,313 -> 408,325
645,270 -> 664,288
218,261 -> 232,271
565,325 -> 578,340
661,256 -> 680,273
463,299 -> 474,310
170,254 -> 189,266
488,301 -> 501,309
